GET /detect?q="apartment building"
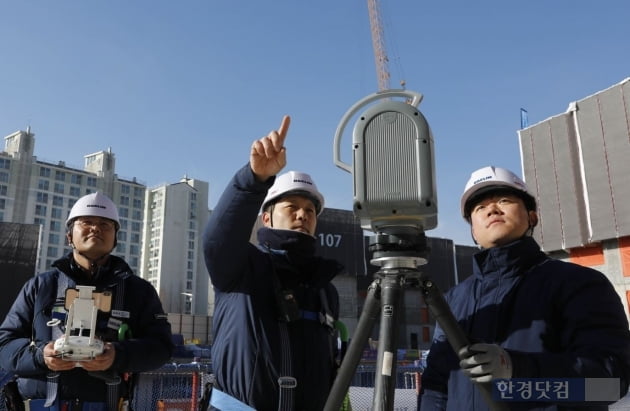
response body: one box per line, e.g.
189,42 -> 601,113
1,127 -> 215,319
1,128 -> 145,274
141,178 -> 211,315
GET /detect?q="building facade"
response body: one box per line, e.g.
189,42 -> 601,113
1,129 -> 146,274
1,127 -> 215,325
140,178 -> 210,315
518,77 -> 630,320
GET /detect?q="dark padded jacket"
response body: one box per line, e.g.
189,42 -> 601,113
0,253 -> 173,401
203,164 -> 344,411
420,237 -> 630,411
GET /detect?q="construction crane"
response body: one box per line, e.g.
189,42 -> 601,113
367,0 -> 405,91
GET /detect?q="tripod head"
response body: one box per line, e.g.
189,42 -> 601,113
368,229 -> 429,274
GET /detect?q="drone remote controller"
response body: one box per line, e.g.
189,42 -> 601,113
51,285 -> 112,361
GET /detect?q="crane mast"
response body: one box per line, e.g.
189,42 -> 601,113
367,0 -> 390,91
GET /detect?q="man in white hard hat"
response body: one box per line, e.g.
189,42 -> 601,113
419,166 -> 630,411
203,115 -> 344,411
0,192 -> 173,409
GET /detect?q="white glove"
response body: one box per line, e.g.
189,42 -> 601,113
459,343 -> 512,383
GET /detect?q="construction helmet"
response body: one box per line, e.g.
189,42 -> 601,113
262,171 -> 325,215
66,192 -> 120,229
460,166 -> 536,219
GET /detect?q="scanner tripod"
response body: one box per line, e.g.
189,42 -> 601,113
323,231 -> 507,411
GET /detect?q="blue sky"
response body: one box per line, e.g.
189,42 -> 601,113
1,1 -> 629,246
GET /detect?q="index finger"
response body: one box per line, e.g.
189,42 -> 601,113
278,115 -> 291,141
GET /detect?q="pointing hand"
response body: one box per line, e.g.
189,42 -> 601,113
250,115 -> 290,182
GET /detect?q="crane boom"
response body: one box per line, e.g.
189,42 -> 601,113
367,0 -> 390,91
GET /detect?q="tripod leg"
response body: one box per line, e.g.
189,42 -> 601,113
421,279 -> 509,411
373,275 -> 403,411
324,279 -> 382,411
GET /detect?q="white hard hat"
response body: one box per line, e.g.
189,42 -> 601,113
66,192 -> 120,228
262,171 -> 325,215
460,166 -> 535,219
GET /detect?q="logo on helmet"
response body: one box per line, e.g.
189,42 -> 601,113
293,178 -> 313,185
473,176 -> 493,185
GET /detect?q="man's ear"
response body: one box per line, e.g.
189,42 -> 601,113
528,211 -> 539,228
261,211 -> 272,227
66,232 -> 74,248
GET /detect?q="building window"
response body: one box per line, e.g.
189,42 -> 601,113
0,158 -> 10,169
51,208 -> 62,219
133,199 -> 142,208
119,219 -> 128,229
87,177 -> 97,187
120,196 -> 129,206
132,222 -> 141,231
50,220 -> 62,232
40,167 -> 51,177
71,174 -> 82,184
69,186 -> 81,197
118,231 -> 127,242
36,192 -> 49,203
0,185 -> 7,196
0,199 -> 5,209
34,217 -> 45,226
53,195 -> 63,206
132,210 -> 141,220
49,233 -> 60,244
47,246 -> 58,258
55,170 -> 66,181
119,208 -> 128,218
38,180 -> 50,190
35,205 -> 47,216
130,245 -> 139,255
121,185 -> 130,194
0,172 -> 8,183
134,187 -> 143,197
131,233 -> 140,243
54,183 -> 64,194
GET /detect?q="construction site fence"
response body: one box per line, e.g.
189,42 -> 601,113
0,362 -> 423,410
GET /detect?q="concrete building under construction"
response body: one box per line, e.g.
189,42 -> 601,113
519,77 -> 630,320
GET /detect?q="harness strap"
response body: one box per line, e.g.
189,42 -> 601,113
319,288 -> 336,329
277,323 -> 294,411
209,388 -> 256,411
45,272 -> 70,407
44,372 -> 60,407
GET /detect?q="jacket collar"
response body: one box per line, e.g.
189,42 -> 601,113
52,252 -> 132,284
472,236 -> 547,280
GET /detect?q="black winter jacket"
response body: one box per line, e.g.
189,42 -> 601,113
0,253 -> 173,401
420,237 -> 630,411
203,164 -> 344,411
